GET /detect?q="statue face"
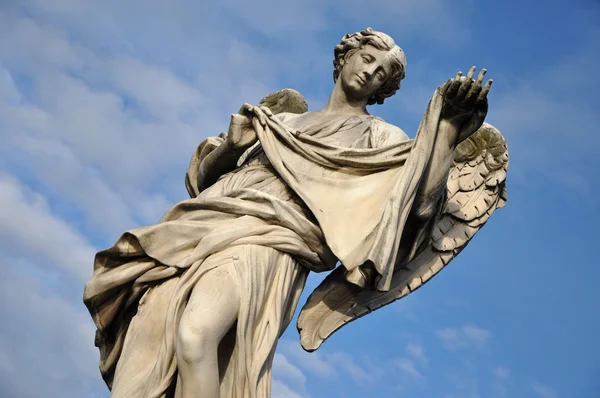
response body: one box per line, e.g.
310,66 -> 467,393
339,44 -> 395,102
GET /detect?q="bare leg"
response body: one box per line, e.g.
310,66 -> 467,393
174,266 -> 240,398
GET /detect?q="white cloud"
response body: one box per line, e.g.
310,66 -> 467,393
0,263 -> 104,398
0,175 -> 96,281
443,368 -> 481,398
0,15 -> 209,234
7,0 -> 585,241
277,338 -> 383,387
491,366 -> 511,397
326,351 -> 377,386
392,342 -> 428,393
272,353 -> 309,398
0,175 -> 103,397
273,353 -> 307,388
272,379 -> 307,398
493,366 -> 510,380
278,339 -> 336,379
395,357 -> 425,381
436,324 -> 491,351
531,381 -> 558,398
406,343 -> 428,365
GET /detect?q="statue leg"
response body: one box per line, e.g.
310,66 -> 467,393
174,265 -> 240,398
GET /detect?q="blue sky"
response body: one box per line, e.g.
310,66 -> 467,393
0,0 -> 598,397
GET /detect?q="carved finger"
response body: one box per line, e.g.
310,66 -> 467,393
464,83 -> 482,105
259,105 -> 274,117
466,66 -> 477,80
455,76 -> 472,101
253,106 -> 267,126
440,79 -> 453,95
239,103 -> 253,115
476,68 -> 487,85
446,75 -> 462,98
477,79 -> 493,102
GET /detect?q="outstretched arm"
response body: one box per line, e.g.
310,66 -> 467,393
412,67 -> 492,219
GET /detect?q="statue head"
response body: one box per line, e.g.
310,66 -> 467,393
333,28 -> 407,105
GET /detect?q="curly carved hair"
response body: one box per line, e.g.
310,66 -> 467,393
333,28 -> 407,105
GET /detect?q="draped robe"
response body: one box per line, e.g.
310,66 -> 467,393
83,91 -> 449,398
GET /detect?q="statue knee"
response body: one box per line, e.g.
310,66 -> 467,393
176,320 -> 219,365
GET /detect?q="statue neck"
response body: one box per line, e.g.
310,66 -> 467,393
319,81 -> 370,117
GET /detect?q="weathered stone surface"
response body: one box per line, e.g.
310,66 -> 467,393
84,28 -> 508,398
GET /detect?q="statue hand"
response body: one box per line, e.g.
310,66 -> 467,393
227,103 -> 259,150
440,66 -> 492,124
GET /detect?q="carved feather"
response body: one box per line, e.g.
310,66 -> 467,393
258,88 -> 308,115
297,122 -> 508,352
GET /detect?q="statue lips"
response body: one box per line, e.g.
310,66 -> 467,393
355,73 -> 367,85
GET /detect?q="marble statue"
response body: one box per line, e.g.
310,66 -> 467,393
83,28 -> 508,398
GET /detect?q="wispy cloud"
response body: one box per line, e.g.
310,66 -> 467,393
443,367 -> 481,398
278,339 -> 337,379
0,175 -> 96,281
406,343 -> 428,365
278,338 -> 383,387
0,175 -> 103,397
390,342 -> 429,396
274,353 -> 307,385
530,381 -> 559,398
395,357 -> 426,382
493,366 -> 510,380
0,268 -> 103,398
325,351 -> 379,386
436,324 -> 491,351
0,1 -> 597,398
272,379 -> 307,398
272,353 -> 309,398
491,366 -> 511,397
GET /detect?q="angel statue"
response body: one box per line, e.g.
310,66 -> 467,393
84,28 -> 508,398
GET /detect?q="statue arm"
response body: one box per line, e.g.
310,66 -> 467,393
411,118 -> 460,219
194,102 -> 261,192
190,89 -> 308,196
196,140 -> 249,192
412,67 -> 491,219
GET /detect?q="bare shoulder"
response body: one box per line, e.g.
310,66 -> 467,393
370,117 -> 410,147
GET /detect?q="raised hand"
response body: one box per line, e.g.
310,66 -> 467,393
227,103 -> 259,150
441,66 -> 492,122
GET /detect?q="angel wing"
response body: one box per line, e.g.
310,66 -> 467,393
185,88 -> 308,198
258,88 -> 308,115
297,122 -> 508,352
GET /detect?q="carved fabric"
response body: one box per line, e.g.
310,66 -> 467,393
84,148 -> 334,396
83,87 -> 489,396
297,123 -> 508,351
251,91 -> 448,292
106,245 -> 307,398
